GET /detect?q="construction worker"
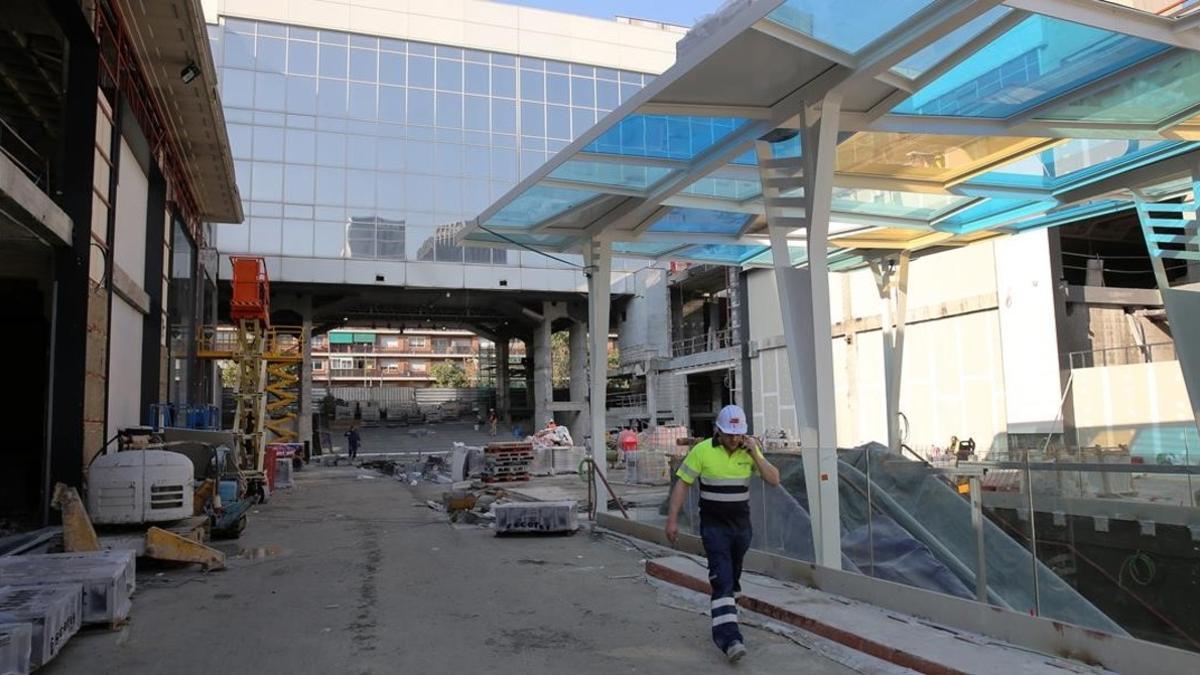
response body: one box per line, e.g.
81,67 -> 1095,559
665,404 -> 780,662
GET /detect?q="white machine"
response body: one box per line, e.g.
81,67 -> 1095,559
87,450 -> 194,524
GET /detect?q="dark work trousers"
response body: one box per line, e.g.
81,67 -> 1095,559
701,520 -> 752,651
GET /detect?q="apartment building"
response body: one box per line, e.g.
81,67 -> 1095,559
311,328 -> 481,387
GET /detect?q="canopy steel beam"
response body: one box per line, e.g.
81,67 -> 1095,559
844,111 -> 1176,140
868,251 -> 912,455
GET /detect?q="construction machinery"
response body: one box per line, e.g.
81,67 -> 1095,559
196,256 -> 306,498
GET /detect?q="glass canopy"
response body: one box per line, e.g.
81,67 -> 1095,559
462,0 -> 1200,271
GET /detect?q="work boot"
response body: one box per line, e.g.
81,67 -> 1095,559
725,641 -> 747,663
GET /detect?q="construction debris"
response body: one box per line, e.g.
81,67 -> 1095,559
0,550 -> 135,626
493,501 -> 579,535
0,584 -> 82,669
483,442 -> 534,483
0,622 -> 33,675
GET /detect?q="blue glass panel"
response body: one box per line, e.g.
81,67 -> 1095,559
894,16 -> 1171,118
648,207 -> 752,235
612,241 -> 687,257
829,188 -> 972,220
549,160 -> 674,191
585,114 -> 746,161
484,185 -> 600,229
768,0 -> 933,54
936,198 -> 1053,234
744,245 -> 808,267
972,140 -> 1186,191
892,7 -> 1010,79
465,230 -> 577,248
1008,200 -> 1129,232
677,244 -> 768,264
1038,50 -> 1200,124
682,175 -> 762,201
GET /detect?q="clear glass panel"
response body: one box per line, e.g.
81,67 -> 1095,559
585,115 -> 747,161
611,241 -> 686,256
935,198 -> 1052,234
318,44 -> 347,78
484,185 -> 600,229
257,36 -> 287,73
682,175 -> 762,201
549,159 -> 675,191
768,0 -> 934,53
836,132 -> 1050,182
676,243 -> 768,263
1038,49 -> 1200,124
743,245 -> 808,267
648,207 -> 753,235
894,15 -> 1171,118
891,6 -> 1011,79
974,139 -> 1176,190
828,187 -> 972,220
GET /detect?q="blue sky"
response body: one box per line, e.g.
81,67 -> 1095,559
495,0 -> 726,27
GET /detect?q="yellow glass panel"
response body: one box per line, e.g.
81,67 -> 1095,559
835,132 -> 1053,183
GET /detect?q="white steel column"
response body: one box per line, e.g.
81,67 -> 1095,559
585,238 -> 613,508
1134,169 -> 1200,444
869,251 -> 911,454
757,92 -> 843,569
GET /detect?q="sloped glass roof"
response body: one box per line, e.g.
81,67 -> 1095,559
767,0 -> 935,54
463,0 -> 1200,270
584,114 -> 748,161
893,15 -> 1170,119
484,185 -> 600,229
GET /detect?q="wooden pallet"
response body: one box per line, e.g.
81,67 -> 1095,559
482,473 -> 530,483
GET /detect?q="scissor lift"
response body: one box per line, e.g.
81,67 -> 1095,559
197,257 -> 305,495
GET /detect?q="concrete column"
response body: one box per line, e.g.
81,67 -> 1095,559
495,339 -> 510,422
569,319 -> 589,442
532,314 -> 552,429
645,364 -> 657,431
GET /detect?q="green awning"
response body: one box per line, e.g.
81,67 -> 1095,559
328,332 -> 353,344
353,333 -> 376,343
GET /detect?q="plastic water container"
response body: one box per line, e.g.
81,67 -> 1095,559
218,480 -> 239,503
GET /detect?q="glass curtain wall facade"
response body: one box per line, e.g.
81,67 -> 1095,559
206,18 -> 650,265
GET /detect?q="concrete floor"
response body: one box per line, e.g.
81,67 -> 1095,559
46,463 -> 862,675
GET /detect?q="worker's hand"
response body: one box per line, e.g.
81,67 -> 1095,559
665,519 -> 679,545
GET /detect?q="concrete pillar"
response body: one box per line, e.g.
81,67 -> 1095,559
533,315 -> 552,429
496,339 -> 510,422
645,364 -> 657,431
569,320 -> 589,442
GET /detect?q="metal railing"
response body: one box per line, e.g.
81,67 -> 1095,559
0,115 -> 50,192
607,392 -> 647,409
1068,342 -> 1176,369
671,327 -> 735,357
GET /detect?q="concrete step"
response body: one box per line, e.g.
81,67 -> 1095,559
645,556 -> 1106,675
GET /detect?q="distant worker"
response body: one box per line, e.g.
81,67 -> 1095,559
345,425 -> 362,461
488,408 -> 498,437
665,404 -> 780,663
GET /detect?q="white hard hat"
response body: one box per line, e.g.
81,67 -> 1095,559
715,404 -> 748,435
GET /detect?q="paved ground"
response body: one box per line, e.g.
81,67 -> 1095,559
47,463 -> 862,675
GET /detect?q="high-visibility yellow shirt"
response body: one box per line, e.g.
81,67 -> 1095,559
676,438 -> 758,527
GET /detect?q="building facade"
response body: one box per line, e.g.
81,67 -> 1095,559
0,0 -> 239,525
201,0 -> 681,287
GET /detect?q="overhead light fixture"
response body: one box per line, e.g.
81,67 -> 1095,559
180,61 -> 201,85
